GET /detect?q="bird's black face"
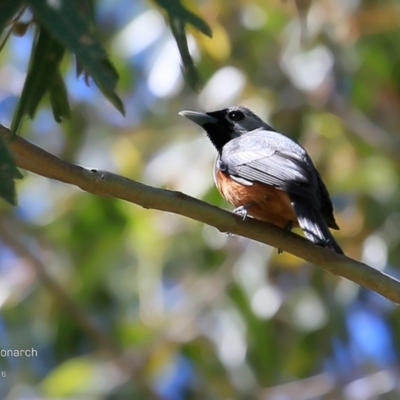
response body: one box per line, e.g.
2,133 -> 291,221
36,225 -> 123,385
180,106 -> 274,153
207,107 -> 246,124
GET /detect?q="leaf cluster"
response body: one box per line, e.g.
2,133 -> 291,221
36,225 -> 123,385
0,0 -> 211,204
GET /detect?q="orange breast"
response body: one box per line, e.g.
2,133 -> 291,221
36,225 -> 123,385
215,170 -> 299,228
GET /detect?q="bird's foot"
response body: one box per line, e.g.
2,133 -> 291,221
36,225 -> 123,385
233,202 -> 256,220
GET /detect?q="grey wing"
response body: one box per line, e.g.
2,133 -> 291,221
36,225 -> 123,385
221,131 -> 318,200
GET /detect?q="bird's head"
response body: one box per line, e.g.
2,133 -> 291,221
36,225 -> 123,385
179,106 -> 274,152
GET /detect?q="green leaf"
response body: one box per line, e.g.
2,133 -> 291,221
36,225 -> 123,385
27,0 -> 125,116
153,0 -> 210,91
49,70 -> 71,122
11,26 -> 65,133
90,58 -> 125,114
0,135 -> 23,206
0,0 -> 24,38
154,0 -> 212,37
169,16 -> 203,92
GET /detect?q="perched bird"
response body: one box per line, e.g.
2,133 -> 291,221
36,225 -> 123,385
179,106 -> 343,254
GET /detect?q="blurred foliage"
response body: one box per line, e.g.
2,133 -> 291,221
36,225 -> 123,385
0,135 -> 23,205
1,0 -> 400,399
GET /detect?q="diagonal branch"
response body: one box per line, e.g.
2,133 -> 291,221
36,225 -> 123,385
1,124 -> 400,304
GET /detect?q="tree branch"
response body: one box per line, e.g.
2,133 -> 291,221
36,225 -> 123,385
1,124 -> 400,304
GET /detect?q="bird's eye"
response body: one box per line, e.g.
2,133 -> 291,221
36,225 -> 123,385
227,110 -> 245,122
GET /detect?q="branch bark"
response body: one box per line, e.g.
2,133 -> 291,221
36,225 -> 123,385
1,124 -> 400,304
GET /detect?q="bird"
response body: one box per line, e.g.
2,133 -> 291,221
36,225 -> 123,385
179,106 -> 343,254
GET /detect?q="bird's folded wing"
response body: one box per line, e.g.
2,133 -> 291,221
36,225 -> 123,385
224,149 -> 316,200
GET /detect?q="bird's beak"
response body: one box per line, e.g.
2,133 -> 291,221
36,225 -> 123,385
179,110 -> 218,127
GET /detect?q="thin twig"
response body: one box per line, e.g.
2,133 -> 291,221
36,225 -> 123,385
1,124 -> 400,304
0,5 -> 28,53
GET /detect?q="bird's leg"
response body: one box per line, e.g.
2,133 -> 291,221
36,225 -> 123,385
283,220 -> 293,232
278,221 -> 293,254
233,202 -> 256,220
222,203 -> 255,237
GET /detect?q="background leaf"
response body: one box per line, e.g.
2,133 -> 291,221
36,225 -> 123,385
154,0 -> 212,37
27,0 -> 125,116
49,70 -> 71,122
154,0 -> 212,91
168,16 -> 203,92
0,135 -> 22,205
11,26 -> 66,133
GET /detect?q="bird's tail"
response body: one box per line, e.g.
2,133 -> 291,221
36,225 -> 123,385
292,201 -> 343,255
